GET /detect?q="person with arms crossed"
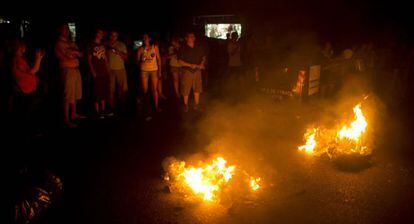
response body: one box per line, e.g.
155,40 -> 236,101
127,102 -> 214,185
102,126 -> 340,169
55,24 -> 84,128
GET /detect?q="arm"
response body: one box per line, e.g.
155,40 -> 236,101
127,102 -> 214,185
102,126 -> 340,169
155,46 -> 162,75
87,50 -> 96,77
136,48 -> 142,65
167,47 -> 175,60
55,42 -> 80,60
178,59 -> 195,68
113,44 -> 128,60
198,56 -> 206,70
29,50 -> 45,74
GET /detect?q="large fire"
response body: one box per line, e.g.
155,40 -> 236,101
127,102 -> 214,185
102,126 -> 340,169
164,156 -> 261,202
298,103 -> 370,157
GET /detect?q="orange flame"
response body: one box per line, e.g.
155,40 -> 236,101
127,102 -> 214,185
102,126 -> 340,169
298,103 -> 370,156
164,157 -> 262,202
298,128 -> 318,154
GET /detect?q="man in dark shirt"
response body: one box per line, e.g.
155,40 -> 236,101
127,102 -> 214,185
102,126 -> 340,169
178,32 -> 206,112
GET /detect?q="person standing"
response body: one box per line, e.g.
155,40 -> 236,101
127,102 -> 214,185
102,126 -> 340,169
227,32 -> 243,84
107,30 -> 128,112
178,32 -> 206,112
11,39 -> 45,133
55,24 -> 83,128
87,29 -> 111,118
136,34 -> 162,112
168,36 -> 181,98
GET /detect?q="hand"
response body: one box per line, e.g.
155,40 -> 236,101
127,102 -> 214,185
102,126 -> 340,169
35,49 -> 45,60
91,71 -> 97,78
190,64 -> 197,70
72,50 -> 83,57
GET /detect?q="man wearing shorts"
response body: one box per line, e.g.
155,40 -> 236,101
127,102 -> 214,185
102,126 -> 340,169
178,32 -> 206,112
55,24 -> 83,128
107,30 -> 128,112
136,34 -> 162,112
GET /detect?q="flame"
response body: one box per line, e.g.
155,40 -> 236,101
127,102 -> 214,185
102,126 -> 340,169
338,104 -> 367,141
298,103 -> 370,156
166,157 -> 235,201
298,128 -> 317,154
249,177 -> 261,191
182,157 -> 235,201
164,156 -> 262,202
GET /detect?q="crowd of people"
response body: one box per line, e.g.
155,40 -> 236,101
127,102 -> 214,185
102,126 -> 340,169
1,24 -> 224,133
0,22 -> 412,136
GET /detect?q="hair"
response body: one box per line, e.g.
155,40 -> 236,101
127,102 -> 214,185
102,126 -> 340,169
184,31 -> 195,37
110,29 -> 119,35
141,33 -> 150,38
12,39 -> 26,55
171,35 -> 180,43
231,32 -> 239,39
94,28 -> 104,36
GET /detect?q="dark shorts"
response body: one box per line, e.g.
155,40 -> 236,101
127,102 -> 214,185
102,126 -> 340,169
180,69 -> 202,96
170,66 -> 181,74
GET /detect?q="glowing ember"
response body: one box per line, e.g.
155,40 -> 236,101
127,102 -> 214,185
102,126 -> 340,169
298,128 -> 317,154
249,177 -> 261,191
298,103 -> 370,157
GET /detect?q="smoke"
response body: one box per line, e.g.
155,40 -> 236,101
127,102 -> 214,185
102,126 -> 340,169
163,30 -> 387,191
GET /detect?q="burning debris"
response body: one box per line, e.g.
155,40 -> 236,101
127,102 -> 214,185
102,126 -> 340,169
163,156 -> 262,203
298,128 -> 318,154
298,103 -> 371,157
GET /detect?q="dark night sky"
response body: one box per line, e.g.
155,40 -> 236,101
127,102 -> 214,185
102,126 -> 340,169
3,0 -> 413,45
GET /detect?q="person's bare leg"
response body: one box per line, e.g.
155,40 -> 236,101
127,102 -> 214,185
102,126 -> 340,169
141,76 -> 149,94
70,102 -> 77,120
64,101 -> 70,124
101,100 -> 106,112
194,92 -> 200,107
151,77 -> 160,111
109,73 -> 116,109
183,95 -> 189,112
158,78 -> 166,100
94,102 -> 100,114
173,72 -> 180,97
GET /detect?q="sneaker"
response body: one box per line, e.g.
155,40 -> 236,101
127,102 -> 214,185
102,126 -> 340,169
193,105 -> 203,112
72,114 -> 87,120
102,112 -> 115,117
65,122 -> 78,129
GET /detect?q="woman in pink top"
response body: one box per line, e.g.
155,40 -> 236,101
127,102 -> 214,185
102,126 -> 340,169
11,39 -> 45,133
12,40 -> 44,94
